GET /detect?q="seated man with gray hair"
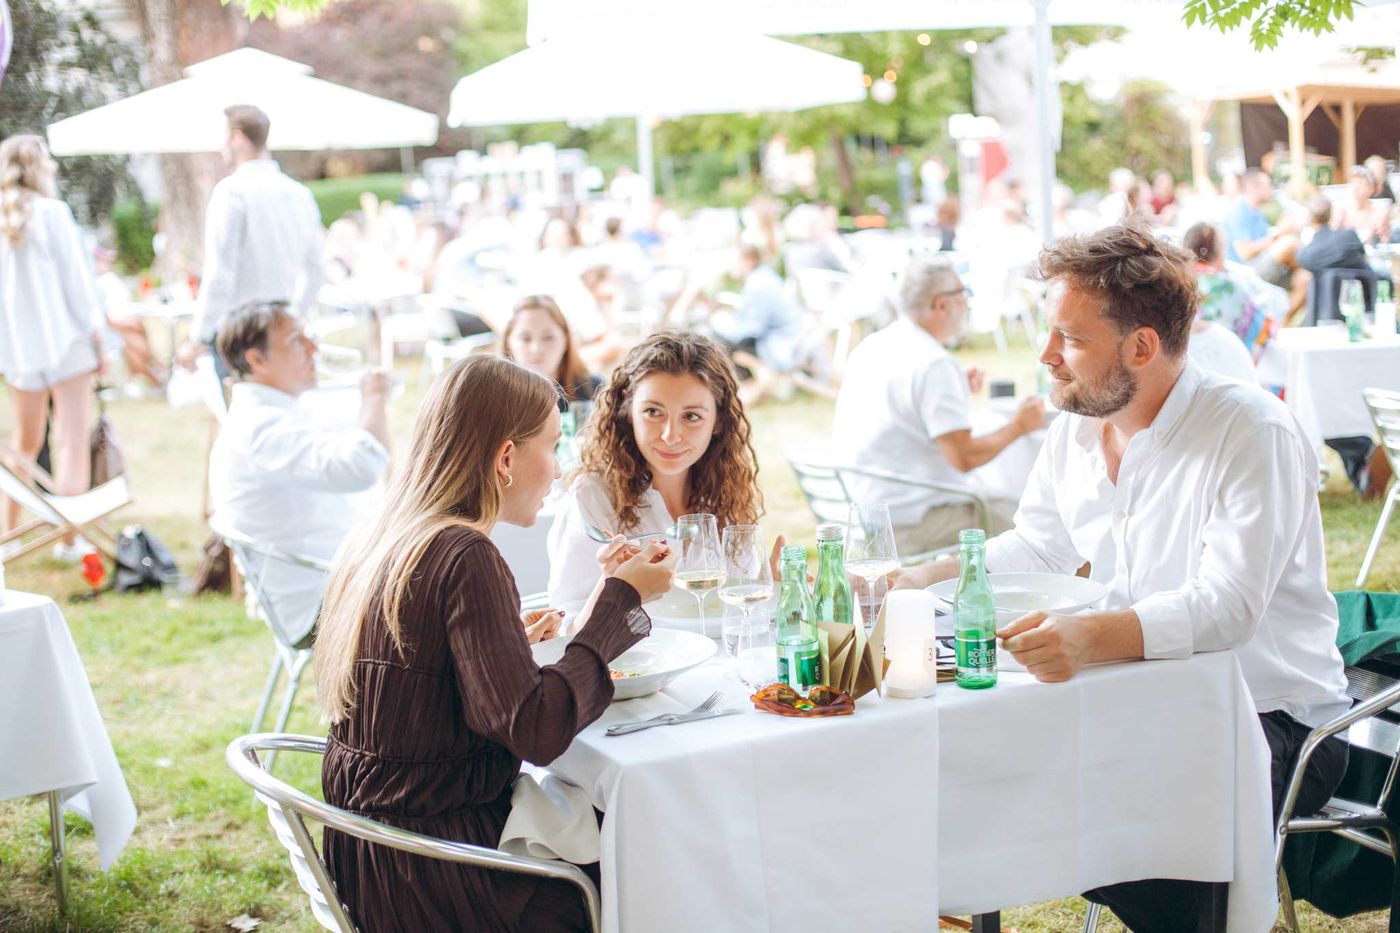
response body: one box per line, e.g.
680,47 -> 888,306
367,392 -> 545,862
209,300 -> 392,643
832,258 -> 1044,555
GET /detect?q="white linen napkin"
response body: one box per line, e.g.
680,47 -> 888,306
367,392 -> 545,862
498,767 -> 601,864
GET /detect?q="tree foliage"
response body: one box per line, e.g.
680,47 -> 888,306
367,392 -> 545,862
1184,0 -> 1356,49
0,0 -> 145,225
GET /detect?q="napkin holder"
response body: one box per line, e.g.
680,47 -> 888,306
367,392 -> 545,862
817,604 -> 888,701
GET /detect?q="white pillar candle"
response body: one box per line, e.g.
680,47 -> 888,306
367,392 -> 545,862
883,589 -> 938,698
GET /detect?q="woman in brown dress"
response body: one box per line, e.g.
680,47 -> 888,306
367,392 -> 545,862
315,354 -> 676,932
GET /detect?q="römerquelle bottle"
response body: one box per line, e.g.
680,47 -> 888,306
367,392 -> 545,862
775,545 -> 821,691
953,528 -> 997,689
811,522 -> 855,628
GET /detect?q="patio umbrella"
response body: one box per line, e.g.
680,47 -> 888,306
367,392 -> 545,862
447,29 -> 867,198
46,47 -> 439,156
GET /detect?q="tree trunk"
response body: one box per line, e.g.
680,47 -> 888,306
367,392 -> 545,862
130,0 -> 242,277
831,129 -> 855,213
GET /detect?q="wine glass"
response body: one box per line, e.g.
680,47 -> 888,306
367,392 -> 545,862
673,513 -> 724,638
718,524 -> 777,688
846,501 -> 899,634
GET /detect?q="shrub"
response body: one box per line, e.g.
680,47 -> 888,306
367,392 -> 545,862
111,198 -> 158,274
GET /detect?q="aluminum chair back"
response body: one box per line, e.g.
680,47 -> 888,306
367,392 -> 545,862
785,457 -> 853,527
1275,663 -> 1400,930
221,531 -> 331,652
226,734 -> 602,933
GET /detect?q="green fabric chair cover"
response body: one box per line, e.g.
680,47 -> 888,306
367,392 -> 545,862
1282,590 -> 1400,924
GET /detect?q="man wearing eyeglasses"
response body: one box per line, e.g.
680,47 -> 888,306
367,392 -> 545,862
832,257 -> 1044,555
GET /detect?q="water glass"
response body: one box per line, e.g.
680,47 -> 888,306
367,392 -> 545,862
845,501 -> 899,632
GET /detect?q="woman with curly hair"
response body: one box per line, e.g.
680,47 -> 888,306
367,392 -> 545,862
546,331 -> 763,609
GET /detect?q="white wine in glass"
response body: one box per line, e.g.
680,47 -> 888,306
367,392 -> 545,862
719,524 -> 777,683
846,501 -> 899,633
673,514 -> 724,638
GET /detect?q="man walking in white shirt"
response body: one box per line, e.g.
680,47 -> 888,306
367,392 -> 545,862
179,105 -> 324,377
895,222 -> 1350,931
210,300 -> 390,646
832,257 -> 1044,555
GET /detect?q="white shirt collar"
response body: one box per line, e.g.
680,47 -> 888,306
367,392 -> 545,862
230,380 -> 300,410
234,159 -> 282,176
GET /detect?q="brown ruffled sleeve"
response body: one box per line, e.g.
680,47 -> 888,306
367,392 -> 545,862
444,535 -> 649,766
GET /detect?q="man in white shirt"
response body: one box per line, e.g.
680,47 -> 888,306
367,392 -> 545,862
832,257 -> 1044,555
895,222 -> 1350,931
209,300 -> 390,646
179,105 -> 325,377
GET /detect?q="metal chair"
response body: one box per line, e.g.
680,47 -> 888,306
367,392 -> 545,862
1275,663 -> 1400,931
785,456 -> 989,564
221,530 -> 330,768
1358,388 -> 1400,587
226,733 -> 601,933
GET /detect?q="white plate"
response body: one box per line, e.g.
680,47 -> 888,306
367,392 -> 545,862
531,627 -> 717,700
926,572 -> 1107,627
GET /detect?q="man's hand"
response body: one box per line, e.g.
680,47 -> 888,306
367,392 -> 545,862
522,608 -> 566,644
1012,395 -> 1046,435
997,612 -> 1096,683
175,340 -> 204,371
966,365 -> 986,395
359,368 -> 394,402
889,556 -> 958,591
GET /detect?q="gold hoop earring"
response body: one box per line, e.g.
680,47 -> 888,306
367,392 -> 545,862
503,475 -> 513,489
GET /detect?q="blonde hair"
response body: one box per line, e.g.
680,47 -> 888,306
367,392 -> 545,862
315,355 -> 560,723
0,135 -> 56,247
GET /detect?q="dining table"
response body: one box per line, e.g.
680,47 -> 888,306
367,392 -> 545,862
0,590 -> 137,912
1256,325 -> 1400,451
544,647 -> 1276,933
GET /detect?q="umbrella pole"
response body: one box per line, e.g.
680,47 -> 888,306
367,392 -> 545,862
636,114 -> 657,201
1032,0 -> 1056,244
400,146 -> 415,175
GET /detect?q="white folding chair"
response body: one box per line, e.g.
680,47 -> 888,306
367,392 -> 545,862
1358,388 -> 1400,587
221,530 -> 330,770
0,456 -> 131,562
226,734 -> 601,933
785,456 -> 989,565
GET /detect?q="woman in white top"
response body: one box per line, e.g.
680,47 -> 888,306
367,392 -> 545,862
547,332 -> 763,608
0,135 -> 104,546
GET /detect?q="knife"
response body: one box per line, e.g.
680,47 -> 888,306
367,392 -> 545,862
605,708 -> 742,736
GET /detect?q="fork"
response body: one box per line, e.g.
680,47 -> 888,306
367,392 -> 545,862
605,691 -> 721,734
583,523 -> 674,545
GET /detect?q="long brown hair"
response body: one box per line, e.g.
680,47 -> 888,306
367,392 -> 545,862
315,355 -> 559,723
0,135 -> 56,247
579,331 -> 761,533
501,295 -> 592,401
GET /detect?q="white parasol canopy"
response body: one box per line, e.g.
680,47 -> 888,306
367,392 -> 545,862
47,48 -> 440,156
448,28 -> 867,196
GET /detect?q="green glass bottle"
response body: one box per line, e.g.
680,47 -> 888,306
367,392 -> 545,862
775,545 -> 822,692
811,522 -> 855,627
953,528 -> 997,689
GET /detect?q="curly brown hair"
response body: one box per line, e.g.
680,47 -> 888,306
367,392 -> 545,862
579,331 -> 762,533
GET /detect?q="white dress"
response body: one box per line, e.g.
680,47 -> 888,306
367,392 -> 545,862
0,197 -> 104,383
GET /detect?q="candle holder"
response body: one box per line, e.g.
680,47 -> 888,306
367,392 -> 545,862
882,590 -> 939,698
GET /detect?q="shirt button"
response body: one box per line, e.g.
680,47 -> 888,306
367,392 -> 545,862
1114,511 -> 1127,521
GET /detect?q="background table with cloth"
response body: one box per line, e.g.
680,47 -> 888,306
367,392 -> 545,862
1256,328 -> 1400,451
545,649 -> 1274,933
0,590 -> 137,896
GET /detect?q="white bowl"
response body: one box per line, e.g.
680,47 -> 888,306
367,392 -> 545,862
926,571 -> 1108,628
531,627 -> 717,700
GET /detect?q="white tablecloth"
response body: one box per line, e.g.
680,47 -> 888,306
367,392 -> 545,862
549,674 -> 941,933
549,650 -> 1274,933
937,651 -> 1275,932
970,404 -> 1047,504
1256,327 -> 1400,449
0,591 -> 137,870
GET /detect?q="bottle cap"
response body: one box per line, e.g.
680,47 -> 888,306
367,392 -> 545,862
780,544 -> 807,562
958,528 -> 986,546
815,522 -> 844,541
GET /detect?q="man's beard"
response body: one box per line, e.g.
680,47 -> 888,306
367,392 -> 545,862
1051,356 -> 1138,418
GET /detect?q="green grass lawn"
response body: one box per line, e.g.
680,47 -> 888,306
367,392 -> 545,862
0,334 -> 1395,931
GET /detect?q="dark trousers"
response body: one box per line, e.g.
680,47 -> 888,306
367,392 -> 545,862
1326,436 -> 1376,494
1084,710 -> 1350,933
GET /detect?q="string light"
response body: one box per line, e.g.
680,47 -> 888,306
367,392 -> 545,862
917,33 -> 931,45
883,69 -> 897,83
